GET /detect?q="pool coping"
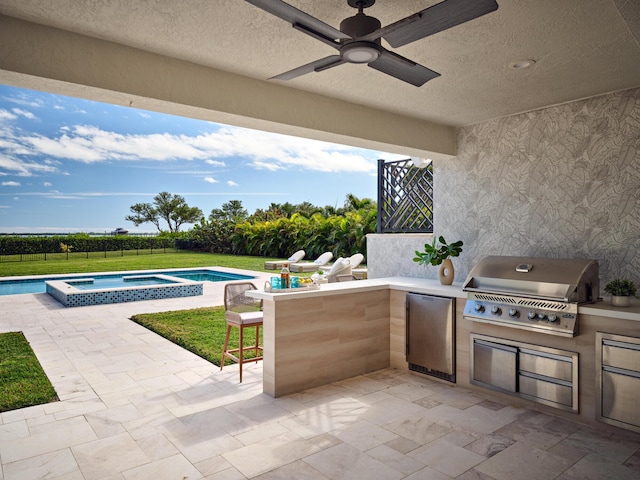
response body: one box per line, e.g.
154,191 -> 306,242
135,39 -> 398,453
45,274 -> 204,307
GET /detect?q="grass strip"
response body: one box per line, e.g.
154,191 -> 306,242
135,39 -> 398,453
0,251 -> 282,277
0,332 -> 58,412
131,307 -> 262,367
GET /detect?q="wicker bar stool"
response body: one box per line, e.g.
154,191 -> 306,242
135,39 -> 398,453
221,282 -> 263,382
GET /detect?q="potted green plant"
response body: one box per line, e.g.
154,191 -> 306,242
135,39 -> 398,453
413,236 -> 463,285
604,279 -> 637,307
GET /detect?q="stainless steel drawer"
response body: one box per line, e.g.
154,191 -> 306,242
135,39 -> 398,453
602,340 -> 640,371
519,349 -> 572,382
519,373 -> 573,406
472,339 -> 517,393
602,369 -> 640,428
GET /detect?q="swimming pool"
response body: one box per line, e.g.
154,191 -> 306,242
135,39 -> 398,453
0,268 -> 255,307
0,269 -> 254,296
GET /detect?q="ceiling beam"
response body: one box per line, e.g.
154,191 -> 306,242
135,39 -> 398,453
0,14 -> 456,159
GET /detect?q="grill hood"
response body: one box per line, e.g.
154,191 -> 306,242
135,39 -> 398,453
463,256 -> 600,304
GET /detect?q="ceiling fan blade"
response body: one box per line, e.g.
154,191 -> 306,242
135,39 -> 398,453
368,49 -> 440,87
271,55 -> 345,81
245,0 -> 351,44
362,0 -> 498,48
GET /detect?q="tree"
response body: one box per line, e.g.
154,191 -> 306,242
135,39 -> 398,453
126,191 -> 203,232
344,194 -> 374,212
209,200 -> 248,223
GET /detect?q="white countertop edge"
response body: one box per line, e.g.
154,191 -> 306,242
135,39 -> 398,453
246,277 -> 640,322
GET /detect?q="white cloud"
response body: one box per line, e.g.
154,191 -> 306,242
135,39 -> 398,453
0,153 -> 58,176
250,160 -> 284,171
46,195 -> 87,200
12,108 -> 37,120
43,182 -> 52,187
204,177 -> 218,184
2,181 -> 20,186
0,109 -> 17,121
1,95 -> 43,108
3,122 -> 385,174
206,159 -> 225,167
227,180 -> 239,187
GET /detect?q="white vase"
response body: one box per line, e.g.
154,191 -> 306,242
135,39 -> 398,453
611,295 -> 630,307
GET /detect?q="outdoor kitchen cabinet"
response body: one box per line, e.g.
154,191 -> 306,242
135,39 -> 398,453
470,334 -> 578,412
596,332 -> 640,433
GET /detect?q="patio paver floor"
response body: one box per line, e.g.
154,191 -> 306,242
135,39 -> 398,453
1,271 -> 639,479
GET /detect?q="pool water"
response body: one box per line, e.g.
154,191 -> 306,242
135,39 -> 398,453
0,269 -> 253,296
67,277 -> 177,291
171,272 -> 249,282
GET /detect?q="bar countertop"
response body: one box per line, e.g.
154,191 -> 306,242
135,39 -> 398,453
246,276 -> 640,322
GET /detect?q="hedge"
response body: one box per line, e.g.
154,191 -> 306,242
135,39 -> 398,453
0,235 -> 176,255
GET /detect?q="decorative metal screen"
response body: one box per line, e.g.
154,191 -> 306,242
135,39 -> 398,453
377,158 -> 434,233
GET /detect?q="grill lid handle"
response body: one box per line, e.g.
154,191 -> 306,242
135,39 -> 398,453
516,263 -> 533,273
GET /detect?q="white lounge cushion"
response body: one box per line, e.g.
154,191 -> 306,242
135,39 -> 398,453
287,250 -> 305,262
348,253 -> 364,269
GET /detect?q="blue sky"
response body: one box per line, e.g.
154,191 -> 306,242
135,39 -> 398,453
0,84 -> 404,234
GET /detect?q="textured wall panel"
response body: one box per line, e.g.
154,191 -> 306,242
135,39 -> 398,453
369,87 -> 640,288
437,87 -> 640,286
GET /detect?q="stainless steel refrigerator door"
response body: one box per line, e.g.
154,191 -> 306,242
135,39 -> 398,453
406,293 -> 455,375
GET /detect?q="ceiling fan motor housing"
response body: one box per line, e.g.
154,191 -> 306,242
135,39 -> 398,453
339,13 -> 382,63
340,13 -> 381,40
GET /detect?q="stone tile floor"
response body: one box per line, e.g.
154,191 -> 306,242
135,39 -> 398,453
1,274 -> 639,479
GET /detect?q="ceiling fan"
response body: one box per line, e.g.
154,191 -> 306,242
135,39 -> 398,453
245,0 -> 499,87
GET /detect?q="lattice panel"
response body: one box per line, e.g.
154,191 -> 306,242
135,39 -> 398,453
377,158 -> 434,233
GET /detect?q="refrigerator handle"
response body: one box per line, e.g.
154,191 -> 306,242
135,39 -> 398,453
405,301 -> 410,356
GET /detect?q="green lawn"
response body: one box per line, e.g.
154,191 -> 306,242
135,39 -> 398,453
0,332 -> 58,412
0,251 -> 279,277
0,251 -> 277,411
131,307 -> 261,367
1,251 -> 309,411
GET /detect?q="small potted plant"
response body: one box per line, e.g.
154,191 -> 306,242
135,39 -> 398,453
413,236 -> 463,285
604,279 -> 637,307
311,269 -> 328,285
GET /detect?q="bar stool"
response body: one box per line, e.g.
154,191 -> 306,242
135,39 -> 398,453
221,282 -> 263,382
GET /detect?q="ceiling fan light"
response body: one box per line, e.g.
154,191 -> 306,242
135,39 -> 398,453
341,42 -> 381,64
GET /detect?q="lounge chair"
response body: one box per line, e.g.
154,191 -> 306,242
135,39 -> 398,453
347,253 -> 367,279
263,250 -> 305,270
289,252 -> 333,273
326,258 -> 352,283
347,253 -> 364,269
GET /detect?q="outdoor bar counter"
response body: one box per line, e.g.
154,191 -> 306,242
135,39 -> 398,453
247,278 -> 640,401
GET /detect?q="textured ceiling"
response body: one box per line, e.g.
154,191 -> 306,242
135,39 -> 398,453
0,0 -> 639,127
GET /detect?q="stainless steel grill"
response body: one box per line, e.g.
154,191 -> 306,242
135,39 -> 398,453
463,256 -> 600,337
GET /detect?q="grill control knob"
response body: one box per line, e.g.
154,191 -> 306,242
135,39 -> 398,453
508,308 -> 519,318
548,314 -> 559,323
491,306 -> 502,315
537,313 -> 547,321
474,304 -> 485,313
527,311 -> 537,320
